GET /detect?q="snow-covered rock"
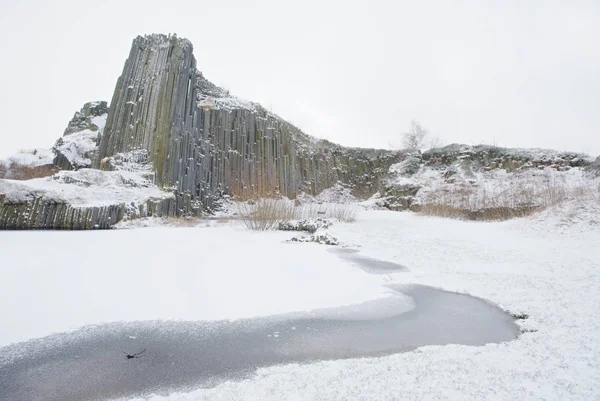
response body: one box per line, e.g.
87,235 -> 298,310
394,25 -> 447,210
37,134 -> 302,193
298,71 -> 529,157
278,218 -> 335,233
0,169 -> 175,229
289,233 -> 340,245
53,101 -> 108,170
62,101 -> 108,135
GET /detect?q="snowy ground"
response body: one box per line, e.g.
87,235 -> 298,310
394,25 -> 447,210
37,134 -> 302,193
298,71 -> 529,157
1,204 -> 599,400
0,226 -> 388,347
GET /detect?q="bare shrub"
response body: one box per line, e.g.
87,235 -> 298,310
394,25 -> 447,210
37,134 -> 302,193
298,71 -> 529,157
295,203 -> 322,220
295,203 -> 358,222
5,163 -> 58,180
415,204 -> 538,221
236,199 -> 297,231
236,198 -> 359,230
327,204 -> 358,222
415,171 -> 600,221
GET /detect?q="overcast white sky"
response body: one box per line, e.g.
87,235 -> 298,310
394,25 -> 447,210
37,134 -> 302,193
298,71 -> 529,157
0,0 -> 598,158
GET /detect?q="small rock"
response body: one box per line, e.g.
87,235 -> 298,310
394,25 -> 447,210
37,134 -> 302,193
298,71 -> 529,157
278,218 -> 334,233
288,233 -> 339,246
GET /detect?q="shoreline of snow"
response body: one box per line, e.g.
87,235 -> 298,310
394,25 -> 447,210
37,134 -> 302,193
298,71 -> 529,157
0,226 -> 392,348
107,206 -> 599,401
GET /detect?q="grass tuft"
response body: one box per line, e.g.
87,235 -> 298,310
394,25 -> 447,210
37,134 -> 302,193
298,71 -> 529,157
414,172 -> 600,221
236,199 -> 359,230
3,162 -> 58,180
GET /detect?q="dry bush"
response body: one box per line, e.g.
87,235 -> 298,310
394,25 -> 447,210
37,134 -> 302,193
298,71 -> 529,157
5,163 -> 58,180
294,203 -> 321,219
295,203 -> 358,223
326,204 -> 358,222
228,181 -> 281,202
236,198 -> 297,231
416,171 -> 599,221
236,199 -> 359,230
415,204 -> 538,221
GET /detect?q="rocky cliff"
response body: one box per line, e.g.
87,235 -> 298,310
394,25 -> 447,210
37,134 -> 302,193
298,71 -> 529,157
0,34 -> 396,229
95,34 -> 395,213
1,34 -> 597,229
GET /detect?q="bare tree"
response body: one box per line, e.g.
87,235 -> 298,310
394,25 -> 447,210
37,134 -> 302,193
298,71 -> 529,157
0,161 -> 7,179
427,136 -> 443,150
402,120 -> 429,151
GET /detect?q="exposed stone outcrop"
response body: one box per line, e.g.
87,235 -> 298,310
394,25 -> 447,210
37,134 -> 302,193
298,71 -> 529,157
422,144 -> 592,171
1,33 -> 398,229
53,101 -> 109,170
96,34 -> 395,212
0,196 -> 177,230
2,34 -> 597,230
278,218 -> 335,233
0,169 -> 178,229
63,101 -> 109,135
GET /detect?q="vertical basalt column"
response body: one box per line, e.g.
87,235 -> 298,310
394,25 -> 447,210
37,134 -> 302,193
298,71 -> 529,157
95,34 -> 395,213
96,34 -> 199,190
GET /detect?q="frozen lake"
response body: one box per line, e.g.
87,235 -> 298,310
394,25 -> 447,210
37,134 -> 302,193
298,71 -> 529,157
0,276 -> 518,401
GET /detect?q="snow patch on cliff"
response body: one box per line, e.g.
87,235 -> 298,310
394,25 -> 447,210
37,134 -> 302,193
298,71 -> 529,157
53,113 -> 108,169
0,169 -> 173,207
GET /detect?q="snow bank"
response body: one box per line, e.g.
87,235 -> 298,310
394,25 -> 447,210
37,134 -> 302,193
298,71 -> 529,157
515,197 -> 600,236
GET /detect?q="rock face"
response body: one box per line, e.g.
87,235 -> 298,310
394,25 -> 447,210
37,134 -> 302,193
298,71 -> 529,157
96,34 -> 395,212
0,169 -> 176,230
63,101 -> 109,135
0,34 -> 396,229
0,199 -> 173,230
53,101 -> 109,170
422,144 -> 591,171
1,34 -> 597,229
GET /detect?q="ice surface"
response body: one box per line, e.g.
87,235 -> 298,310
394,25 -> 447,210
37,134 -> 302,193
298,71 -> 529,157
0,226 -> 389,347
